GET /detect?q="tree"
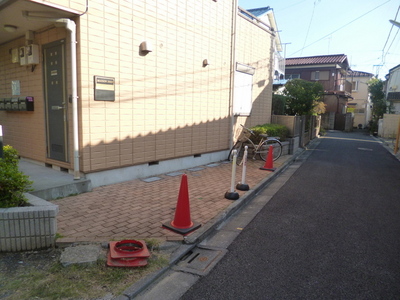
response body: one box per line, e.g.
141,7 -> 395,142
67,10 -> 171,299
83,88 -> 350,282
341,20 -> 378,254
272,94 -> 288,115
282,79 -> 325,115
367,78 -> 387,120
367,78 -> 387,134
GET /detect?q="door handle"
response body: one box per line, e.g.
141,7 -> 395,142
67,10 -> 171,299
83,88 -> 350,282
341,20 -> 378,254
51,106 -> 63,110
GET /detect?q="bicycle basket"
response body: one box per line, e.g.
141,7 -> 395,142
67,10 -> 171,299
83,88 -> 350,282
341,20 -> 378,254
237,129 -> 252,142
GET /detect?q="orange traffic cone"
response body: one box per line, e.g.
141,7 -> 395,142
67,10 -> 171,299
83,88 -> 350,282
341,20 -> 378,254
260,145 -> 276,171
162,174 -> 201,235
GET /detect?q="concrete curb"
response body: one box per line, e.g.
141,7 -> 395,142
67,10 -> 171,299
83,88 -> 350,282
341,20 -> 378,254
375,136 -> 400,162
118,145 -> 311,299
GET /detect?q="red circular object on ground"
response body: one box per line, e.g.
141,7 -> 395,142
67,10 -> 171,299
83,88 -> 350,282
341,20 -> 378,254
114,240 -> 143,253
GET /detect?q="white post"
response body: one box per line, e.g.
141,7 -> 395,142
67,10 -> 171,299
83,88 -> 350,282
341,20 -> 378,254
241,146 -> 248,184
236,146 -> 250,191
225,150 -> 240,200
230,150 -> 237,192
0,125 -> 3,158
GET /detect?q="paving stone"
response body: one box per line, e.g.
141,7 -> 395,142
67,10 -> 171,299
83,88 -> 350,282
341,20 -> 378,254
51,158 -> 289,243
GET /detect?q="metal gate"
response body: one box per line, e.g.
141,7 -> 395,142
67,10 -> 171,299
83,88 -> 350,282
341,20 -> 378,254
334,113 -> 346,131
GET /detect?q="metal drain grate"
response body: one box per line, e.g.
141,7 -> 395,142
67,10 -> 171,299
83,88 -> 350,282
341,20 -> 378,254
173,247 -> 227,276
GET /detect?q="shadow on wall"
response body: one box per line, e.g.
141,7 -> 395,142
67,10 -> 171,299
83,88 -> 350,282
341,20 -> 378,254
81,78 -> 273,174
82,117 -> 231,173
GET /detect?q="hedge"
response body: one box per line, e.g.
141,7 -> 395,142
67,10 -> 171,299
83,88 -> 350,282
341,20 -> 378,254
249,123 -> 289,144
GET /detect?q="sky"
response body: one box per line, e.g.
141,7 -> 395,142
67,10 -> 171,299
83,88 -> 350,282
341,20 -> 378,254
238,0 -> 400,79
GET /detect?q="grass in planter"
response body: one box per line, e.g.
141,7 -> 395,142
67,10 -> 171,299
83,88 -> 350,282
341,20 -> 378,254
0,240 -> 169,300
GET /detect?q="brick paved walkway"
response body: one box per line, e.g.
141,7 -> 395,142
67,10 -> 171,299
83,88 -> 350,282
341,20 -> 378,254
51,156 -> 290,244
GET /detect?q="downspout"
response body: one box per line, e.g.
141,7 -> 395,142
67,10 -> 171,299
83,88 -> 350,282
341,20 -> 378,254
23,13 -> 80,179
56,19 -> 80,180
229,0 -> 238,148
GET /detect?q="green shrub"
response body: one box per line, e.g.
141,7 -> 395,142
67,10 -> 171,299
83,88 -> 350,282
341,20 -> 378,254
0,145 -> 32,208
272,94 -> 288,115
2,145 -> 19,166
249,123 -> 289,144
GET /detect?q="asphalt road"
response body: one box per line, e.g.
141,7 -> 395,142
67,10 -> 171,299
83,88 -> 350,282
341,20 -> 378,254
181,131 -> 400,300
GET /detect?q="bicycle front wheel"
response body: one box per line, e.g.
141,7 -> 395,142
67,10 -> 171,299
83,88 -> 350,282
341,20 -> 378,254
258,139 -> 282,161
228,142 -> 244,165
228,142 -> 243,161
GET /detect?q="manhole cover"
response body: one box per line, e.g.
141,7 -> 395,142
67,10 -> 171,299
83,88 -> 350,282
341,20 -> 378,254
173,247 -> 227,276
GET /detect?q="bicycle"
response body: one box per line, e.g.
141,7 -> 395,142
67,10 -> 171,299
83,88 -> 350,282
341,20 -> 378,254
228,124 -> 283,165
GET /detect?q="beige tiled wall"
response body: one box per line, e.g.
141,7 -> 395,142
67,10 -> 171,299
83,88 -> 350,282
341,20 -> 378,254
78,0 -> 236,172
0,0 -> 275,174
234,13 -> 274,131
0,27 -> 68,163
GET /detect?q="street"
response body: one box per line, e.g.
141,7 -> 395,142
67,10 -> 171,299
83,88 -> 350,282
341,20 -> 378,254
180,130 -> 400,299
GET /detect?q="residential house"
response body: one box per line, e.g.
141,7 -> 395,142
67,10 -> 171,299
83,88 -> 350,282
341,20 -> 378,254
385,64 -> 400,114
241,7 -> 285,85
378,64 -> 400,138
285,54 -> 353,130
347,70 -> 374,129
0,0 -> 277,187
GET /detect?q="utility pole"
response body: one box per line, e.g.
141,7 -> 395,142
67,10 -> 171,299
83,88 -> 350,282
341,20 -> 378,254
389,19 -> 400,28
389,19 -> 400,154
373,64 -> 383,78
281,42 -> 291,59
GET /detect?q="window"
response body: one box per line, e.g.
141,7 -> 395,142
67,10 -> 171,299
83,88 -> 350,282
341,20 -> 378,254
284,74 -> 300,80
233,63 -> 255,116
351,81 -> 359,91
311,71 -> 329,81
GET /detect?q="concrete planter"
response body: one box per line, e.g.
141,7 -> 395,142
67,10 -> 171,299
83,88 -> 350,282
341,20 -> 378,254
281,141 -> 290,156
0,193 -> 59,252
287,137 -> 300,154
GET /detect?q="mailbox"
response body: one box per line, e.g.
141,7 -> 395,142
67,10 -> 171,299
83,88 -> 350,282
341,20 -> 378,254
4,98 -> 12,110
0,97 -> 34,111
18,96 -> 34,111
11,98 -> 19,110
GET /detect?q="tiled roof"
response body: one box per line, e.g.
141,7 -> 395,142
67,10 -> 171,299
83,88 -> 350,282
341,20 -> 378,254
348,70 -> 374,77
285,54 -> 348,66
246,7 -> 271,17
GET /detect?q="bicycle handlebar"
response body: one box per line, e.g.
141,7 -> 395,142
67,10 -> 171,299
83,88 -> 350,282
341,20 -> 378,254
240,124 -> 255,135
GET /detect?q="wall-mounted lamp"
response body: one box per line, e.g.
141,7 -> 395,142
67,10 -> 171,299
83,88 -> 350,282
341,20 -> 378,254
3,24 -> 18,33
203,59 -> 210,67
139,41 -> 152,53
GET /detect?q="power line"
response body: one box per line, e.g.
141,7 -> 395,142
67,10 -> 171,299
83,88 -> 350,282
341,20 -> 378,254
289,0 -> 392,57
300,0 -> 320,56
381,5 -> 400,67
